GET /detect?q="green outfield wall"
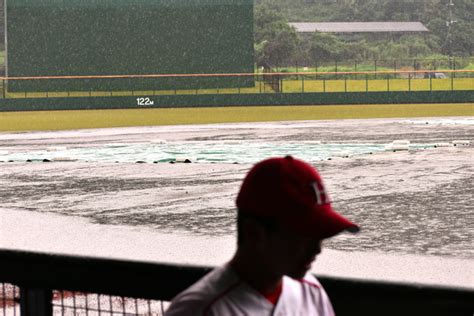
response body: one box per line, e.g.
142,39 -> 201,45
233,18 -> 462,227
0,91 -> 472,112
6,0 -> 254,92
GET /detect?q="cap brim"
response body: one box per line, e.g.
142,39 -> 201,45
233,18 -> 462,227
284,204 -> 359,239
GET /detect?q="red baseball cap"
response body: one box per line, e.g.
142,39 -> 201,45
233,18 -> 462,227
236,156 -> 359,239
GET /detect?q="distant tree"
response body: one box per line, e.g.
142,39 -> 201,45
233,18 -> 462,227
443,0 -> 474,56
307,32 -> 345,63
344,41 -> 375,61
254,4 -> 300,67
336,0 -> 385,21
376,42 -> 409,60
446,21 -> 474,56
382,0 -> 422,21
254,40 -> 268,68
401,36 -> 433,57
426,17 -> 448,48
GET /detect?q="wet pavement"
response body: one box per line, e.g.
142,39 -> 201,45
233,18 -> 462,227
0,117 -> 473,260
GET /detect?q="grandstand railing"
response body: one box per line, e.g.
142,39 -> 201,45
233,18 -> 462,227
0,69 -> 472,99
1,249 -> 473,316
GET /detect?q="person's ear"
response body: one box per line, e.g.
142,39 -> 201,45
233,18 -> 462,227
243,218 -> 266,247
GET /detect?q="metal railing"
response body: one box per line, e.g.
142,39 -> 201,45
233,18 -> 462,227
277,57 -> 474,73
1,249 -> 473,316
0,285 -> 168,315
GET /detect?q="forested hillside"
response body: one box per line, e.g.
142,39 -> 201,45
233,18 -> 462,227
255,0 -> 473,67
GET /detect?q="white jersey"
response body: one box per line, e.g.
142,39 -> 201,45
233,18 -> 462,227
165,264 -> 335,316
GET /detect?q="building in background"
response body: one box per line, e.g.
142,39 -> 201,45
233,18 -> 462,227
289,22 -> 428,42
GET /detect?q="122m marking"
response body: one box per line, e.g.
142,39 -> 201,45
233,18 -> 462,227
137,97 -> 154,106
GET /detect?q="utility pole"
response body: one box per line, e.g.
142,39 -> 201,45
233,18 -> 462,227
445,0 -> 457,58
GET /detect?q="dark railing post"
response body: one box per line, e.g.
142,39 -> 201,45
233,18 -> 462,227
413,58 -> 417,80
374,60 -> 377,79
20,287 -> 52,316
453,57 -> 456,78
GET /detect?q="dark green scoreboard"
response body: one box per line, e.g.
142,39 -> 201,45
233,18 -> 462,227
6,0 -> 254,92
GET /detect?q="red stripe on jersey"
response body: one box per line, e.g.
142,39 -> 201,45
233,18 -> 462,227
203,281 -> 241,316
261,282 -> 283,305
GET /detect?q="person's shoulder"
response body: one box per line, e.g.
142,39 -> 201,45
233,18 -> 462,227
284,273 -> 322,290
298,273 -> 323,289
165,265 -> 241,316
280,274 -> 334,316
282,274 -> 328,302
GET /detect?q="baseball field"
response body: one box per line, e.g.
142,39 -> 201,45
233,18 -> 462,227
0,103 -> 472,132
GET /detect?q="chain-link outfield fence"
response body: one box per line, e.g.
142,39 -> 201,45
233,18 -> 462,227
0,249 -> 473,316
272,57 -> 474,74
0,69 -> 472,100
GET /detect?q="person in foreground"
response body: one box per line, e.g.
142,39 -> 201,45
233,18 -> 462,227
165,156 -> 359,316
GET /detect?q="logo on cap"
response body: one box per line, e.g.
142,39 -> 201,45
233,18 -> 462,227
310,181 -> 331,205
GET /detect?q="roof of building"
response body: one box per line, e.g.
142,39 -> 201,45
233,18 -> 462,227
289,22 -> 429,33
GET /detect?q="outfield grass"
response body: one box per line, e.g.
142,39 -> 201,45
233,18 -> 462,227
282,78 -> 473,93
0,103 -> 472,132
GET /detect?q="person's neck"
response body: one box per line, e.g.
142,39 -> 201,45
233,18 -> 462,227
229,250 -> 283,294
